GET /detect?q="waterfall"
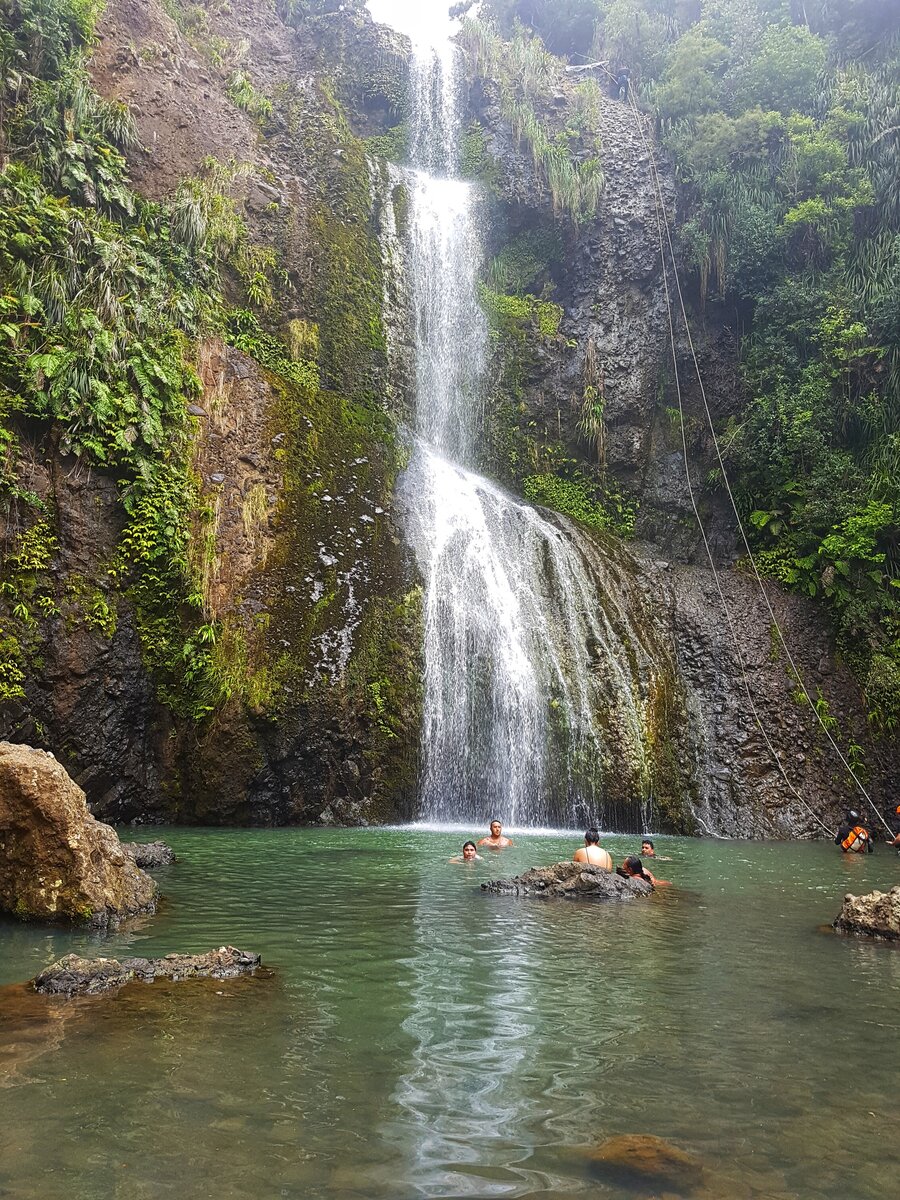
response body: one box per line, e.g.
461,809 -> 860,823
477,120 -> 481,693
370,2 -> 664,830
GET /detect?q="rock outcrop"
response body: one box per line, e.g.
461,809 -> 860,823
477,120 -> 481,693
32,947 -> 262,997
482,861 -> 652,899
833,886 -> 900,940
120,841 -> 176,869
0,742 -> 157,925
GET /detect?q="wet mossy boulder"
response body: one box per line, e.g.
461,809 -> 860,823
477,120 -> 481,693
32,947 -> 262,997
833,886 -> 900,940
588,1134 -> 705,1195
0,742 -> 157,926
482,861 -> 652,900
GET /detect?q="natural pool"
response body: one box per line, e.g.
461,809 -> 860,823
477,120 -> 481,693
1,828 -> 898,1199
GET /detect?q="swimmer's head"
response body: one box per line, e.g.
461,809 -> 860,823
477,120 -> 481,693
623,856 -> 644,877
462,841 -> 478,860
489,820 -> 502,837
584,829 -> 600,845
641,839 -> 654,855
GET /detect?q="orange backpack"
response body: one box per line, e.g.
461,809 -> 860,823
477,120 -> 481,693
841,825 -> 870,853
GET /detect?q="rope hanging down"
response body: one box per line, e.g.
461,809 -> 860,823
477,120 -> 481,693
610,78 -> 890,837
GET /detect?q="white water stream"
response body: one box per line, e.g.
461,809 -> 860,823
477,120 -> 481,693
369,1 -> 657,828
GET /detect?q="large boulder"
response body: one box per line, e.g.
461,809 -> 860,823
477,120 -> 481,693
0,742 -> 157,925
482,861 -> 652,900
833,885 -> 900,940
32,947 -> 263,997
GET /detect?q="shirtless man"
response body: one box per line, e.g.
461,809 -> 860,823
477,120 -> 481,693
640,838 -> 672,862
573,829 -> 613,871
477,820 -> 514,849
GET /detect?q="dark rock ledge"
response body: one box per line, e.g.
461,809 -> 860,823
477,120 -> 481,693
120,841 -> 176,869
32,947 -> 263,997
482,861 -> 652,900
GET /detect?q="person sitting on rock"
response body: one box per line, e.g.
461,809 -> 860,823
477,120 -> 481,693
477,820 -> 513,849
640,838 -> 672,862
573,829 -> 613,871
450,841 -> 482,863
618,856 -> 668,886
835,811 -> 875,853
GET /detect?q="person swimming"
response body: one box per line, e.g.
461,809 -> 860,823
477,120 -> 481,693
640,838 -> 672,861
449,840 -> 482,863
573,829 -> 613,871
477,820 -> 513,849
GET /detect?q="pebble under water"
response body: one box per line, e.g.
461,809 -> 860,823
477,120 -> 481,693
1,827 -> 898,1199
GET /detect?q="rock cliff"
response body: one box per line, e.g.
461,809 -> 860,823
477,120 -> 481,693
0,0 -> 894,835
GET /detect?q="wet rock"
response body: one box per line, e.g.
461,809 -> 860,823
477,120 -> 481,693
120,840 -> 176,869
588,1133 -> 705,1195
32,947 -> 263,997
482,861 -> 651,900
833,886 -> 900,940
0,743 -> 157,926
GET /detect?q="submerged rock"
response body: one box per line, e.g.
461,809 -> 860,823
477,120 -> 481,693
0,742 -> 157,926
833,886 -> 900,940
32,947 -> 263,997
482,861 -> 651,900
588,1133 -> 705,1195
120,840 -> 176,869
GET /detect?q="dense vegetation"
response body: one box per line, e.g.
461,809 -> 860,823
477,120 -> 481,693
476,0 -> 900,731
0,0 -> 282,713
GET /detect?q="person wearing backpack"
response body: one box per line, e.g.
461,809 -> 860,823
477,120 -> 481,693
834,811 -> 875,853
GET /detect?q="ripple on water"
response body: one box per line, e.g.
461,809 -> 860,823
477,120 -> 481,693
1,827 -> 899,1199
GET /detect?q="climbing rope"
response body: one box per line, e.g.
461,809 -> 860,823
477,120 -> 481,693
612,82 -> 892,838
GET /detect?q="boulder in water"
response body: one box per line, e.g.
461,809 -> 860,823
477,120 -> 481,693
482,861 -> 652,899
0,742 -> 157,926
32,947 -> 263,997
120,840 -> 176,869
588,1133 -> 705,1195
833,886 -> 900,940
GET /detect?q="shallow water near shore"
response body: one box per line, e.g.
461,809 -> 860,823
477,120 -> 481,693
1,828 -> 898,1199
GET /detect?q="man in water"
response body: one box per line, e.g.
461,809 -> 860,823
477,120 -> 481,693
573,829 -> 613,871
477,820 -> 513,849
640,838 -> 672,862
834,810 -> 874,853
450,841 -> 482,863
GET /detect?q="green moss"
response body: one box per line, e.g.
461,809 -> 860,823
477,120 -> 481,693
297,81 -> 387,401
644,671 -> 698,835
479,285 -> 563,340
391,182 -> 409,240
367,124 -> 410,163
523,472 -> 637,538
63,574 -> 118,638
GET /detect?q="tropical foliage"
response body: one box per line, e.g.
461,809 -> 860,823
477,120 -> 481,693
0,0 -> 280,713
474,0 -> 900,728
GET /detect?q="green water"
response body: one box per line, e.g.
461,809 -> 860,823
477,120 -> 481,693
1,828 -> 898,1199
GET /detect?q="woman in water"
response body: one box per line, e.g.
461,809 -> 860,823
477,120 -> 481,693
449,841 -> 483,863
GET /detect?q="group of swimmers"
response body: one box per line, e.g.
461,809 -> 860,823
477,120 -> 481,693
450,821 -> 671,886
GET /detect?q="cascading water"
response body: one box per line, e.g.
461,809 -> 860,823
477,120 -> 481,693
370,1 -> 666,829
